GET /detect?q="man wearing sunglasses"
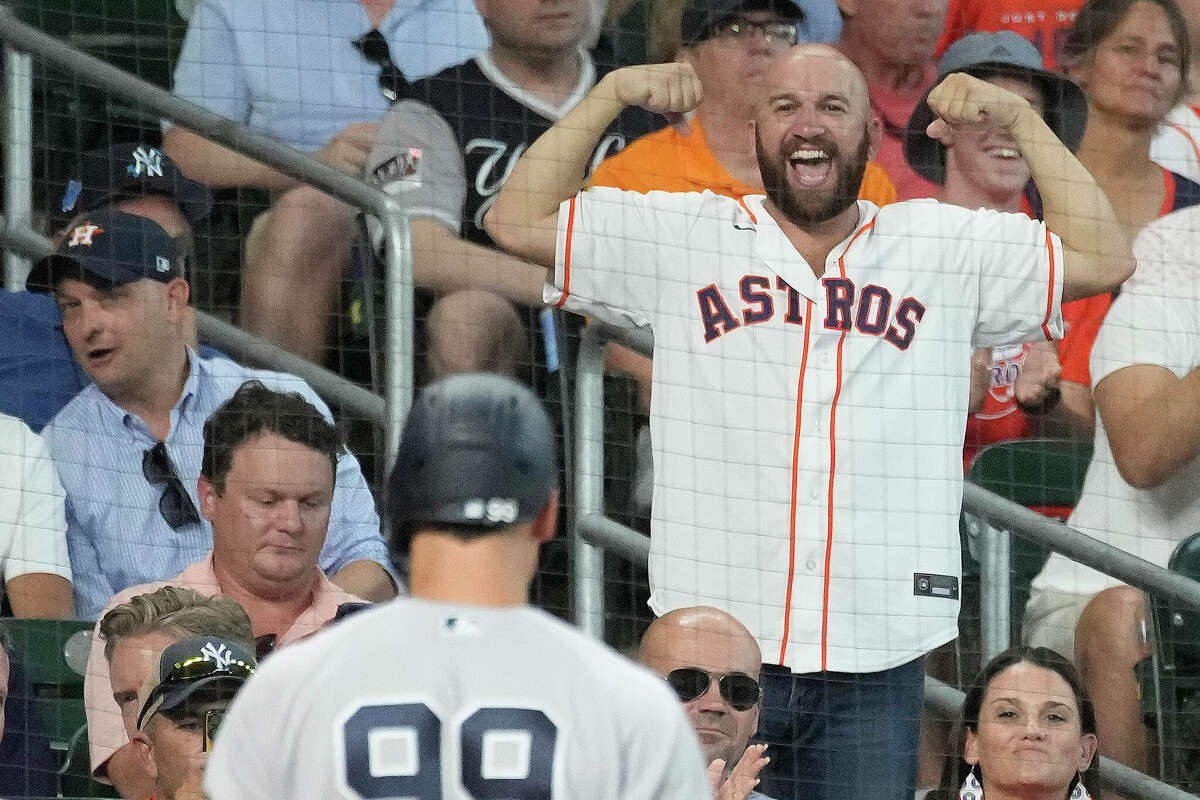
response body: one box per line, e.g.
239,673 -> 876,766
36,212 -> 394,622
641,606 -> 774,800
129,635 -> 256,800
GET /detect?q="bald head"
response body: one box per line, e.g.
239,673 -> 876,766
641,607 -> 763,767
426,289 -> 528,381
760,44 -> 872,117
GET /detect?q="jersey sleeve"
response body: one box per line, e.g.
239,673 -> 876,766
0,418 -> 71,583
547,187 -> 699,329
618,673 -> 712,799
203,660 -> 289,799
966,207 -> 1065,348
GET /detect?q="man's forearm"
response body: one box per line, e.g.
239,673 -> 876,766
163,128 -> 297,192
1010,109 -> 1134,300
411,219 -> 548,307
485,74 -> 626,265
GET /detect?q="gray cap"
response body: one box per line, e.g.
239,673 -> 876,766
387,373 -> 557,556
904,31 -> 1088,184
680,0 -> 804,45
136,636 -> 256,730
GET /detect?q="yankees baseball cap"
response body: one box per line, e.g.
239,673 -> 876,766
904,31 -> 1088,184
680,0 -> 805,45
26,209 -> 184,292
61,143 -> 212,223
136,635 -> 257,730
387,373 -> 557,555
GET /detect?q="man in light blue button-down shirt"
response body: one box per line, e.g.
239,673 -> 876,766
38,210 -> 395,620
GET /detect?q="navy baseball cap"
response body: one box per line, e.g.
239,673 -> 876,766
904,31 -> 1088,184
26,209 -> 184,292
136,636 -> 256,729
61,143 -> 212,223
680,0 -> 805,45
388,373 -> 557,555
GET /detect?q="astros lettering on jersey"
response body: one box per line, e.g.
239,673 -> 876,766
550,188 -> 1062,674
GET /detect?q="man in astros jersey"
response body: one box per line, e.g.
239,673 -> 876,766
485,44 -> 1132,800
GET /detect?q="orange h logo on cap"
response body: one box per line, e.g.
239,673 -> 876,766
67,223 -> 102,247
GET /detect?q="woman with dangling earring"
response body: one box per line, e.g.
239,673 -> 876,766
950,646 -> 1100,800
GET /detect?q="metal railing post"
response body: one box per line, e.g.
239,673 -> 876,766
979,524 -> 1011,661
3,43 -> 33,291
379,202 -> 413,464
573,325 -> 608,639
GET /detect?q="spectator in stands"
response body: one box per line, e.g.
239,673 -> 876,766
837,0 -> 949,198
0,412 -> 73,618
87,382 -> 366,795
936,0 -> 1084,69
1150,0 -> 1200,180
130,634 -> 255,800
162,0 -> 488,361
903,31 -> 1088,461
34,212 -> 394,620
89,587 -> 254,798
1055,0 -> 1200,433
640,607 -> 774,800
425,290 -> 528,381
948,646 -> 1099,800
1028,205 -> 1200,775
589,0 -> 897,206
2,143 -> 212,432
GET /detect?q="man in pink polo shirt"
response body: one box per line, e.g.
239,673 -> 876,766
83,381 -> 366,798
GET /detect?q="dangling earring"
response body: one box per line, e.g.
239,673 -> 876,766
959,765 -> 984,800
1069,771 -> 1093,800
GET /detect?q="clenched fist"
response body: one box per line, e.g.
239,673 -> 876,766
606,63 -> 703,115
925,72 -> 1032,144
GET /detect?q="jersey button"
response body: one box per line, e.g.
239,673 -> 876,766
806,559 -> 818,572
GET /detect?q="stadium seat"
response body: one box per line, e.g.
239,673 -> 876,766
963,437 -> 1094,641
5,618 -> 117,798
1138,532 -> 1200,792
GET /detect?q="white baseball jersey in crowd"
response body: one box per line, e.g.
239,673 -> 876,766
203,598 -> 710,800
1032,207 -> 1200,601
1151,103 -> 1200,184
550,189 -> 1063,674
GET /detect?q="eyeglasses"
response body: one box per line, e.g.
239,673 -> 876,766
707,17 -> 799,47
203,707 -> 226,752
142,442 -> 202,530
666,667 -> 762,711
137,655 -> 257,729
254,633 -> 278,661
353,29 -> 409,102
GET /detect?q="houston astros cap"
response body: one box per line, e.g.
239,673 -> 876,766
387,373 -> 557,555
904,31 -> 1088,184
61,143 -> 212,223
26,209 -> 184,292
680,0 -> 805,45
136,636 -> 256,730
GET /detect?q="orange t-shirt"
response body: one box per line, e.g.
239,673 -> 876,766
936,0 -> 1084,69
587,116 -> 898,207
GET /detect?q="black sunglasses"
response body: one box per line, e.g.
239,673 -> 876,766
353,29 -> 409,102
667,667 -> 762,711
142,442 -> 202,530
137,654 -> 256,729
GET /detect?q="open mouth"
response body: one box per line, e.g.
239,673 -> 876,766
87,346 -> 116,364
986,146 -> 1022,160
788,147 -> 833,186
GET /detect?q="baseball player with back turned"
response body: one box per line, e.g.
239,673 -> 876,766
202,373 -> 711,800
484,44 -> 1133,800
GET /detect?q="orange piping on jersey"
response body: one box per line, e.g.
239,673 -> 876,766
778,297 -> 815,666
737,196 -> 758,224
820,220 -> 875,670
1041,228 -> 1057,341
1160,170 -> 1177,217
1167,122 -> 1200,169
555,197 -> 577,309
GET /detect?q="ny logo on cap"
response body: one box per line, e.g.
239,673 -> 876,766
199,641 -> 234,669
128,146 -> 164,179
68,223 -> 103,247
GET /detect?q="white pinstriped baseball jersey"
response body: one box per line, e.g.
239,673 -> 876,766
550,189 -> 1063,673
203,599 -> 710,800
1152,104 -> 1200,184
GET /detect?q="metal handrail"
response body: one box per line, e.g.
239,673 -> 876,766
0,215 -> 386,423
0,7 -> 412,453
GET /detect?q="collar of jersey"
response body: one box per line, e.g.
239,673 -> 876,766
473,49 -> 595,122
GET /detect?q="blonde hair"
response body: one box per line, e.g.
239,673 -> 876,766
99,586 -> 254,662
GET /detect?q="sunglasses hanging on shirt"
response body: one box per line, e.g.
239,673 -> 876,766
353,29 -> 409,102
142,441 -> 202,530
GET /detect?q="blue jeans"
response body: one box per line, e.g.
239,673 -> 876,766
755,656 -> 925,800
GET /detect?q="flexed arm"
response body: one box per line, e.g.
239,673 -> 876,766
484,64 -> 703,268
